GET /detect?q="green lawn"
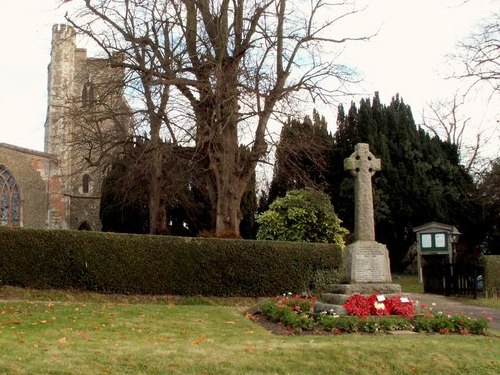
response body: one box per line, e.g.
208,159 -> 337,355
393,274 -> 425,293
0,287 -> 499,374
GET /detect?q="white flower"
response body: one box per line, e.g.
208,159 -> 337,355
374,301 -> 385,310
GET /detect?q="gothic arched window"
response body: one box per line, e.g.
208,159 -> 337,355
82,174 -> 90,194
0,165 -> 21,226
82,81 -> 96,107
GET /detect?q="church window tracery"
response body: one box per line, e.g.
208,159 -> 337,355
0,165 -> 21,226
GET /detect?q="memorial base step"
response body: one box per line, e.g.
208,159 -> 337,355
313,283 -> 406,315
313,302 -> 346,315
327,283 -> 402,295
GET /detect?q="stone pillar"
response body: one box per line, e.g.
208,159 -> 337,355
344,143 -> 380,241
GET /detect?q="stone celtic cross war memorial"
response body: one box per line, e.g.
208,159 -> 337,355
340,143 -> 400,294
313,143 -> 401,314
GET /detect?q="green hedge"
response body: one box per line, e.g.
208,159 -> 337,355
482,255 -> 500,298
0,227 -> 342,296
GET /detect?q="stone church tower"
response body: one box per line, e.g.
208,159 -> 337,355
44,24 -> 131,230
0,24 -> 130,230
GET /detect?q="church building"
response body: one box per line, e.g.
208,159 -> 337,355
0,24 -> 130,230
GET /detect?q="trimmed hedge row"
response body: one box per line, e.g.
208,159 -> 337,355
482,255 -> 500,297
0,227 -> 343,296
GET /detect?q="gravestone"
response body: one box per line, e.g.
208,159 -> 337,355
340,143 -> 400,294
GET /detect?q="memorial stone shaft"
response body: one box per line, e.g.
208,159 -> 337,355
344,143 -> 381,241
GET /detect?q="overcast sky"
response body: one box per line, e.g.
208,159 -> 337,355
0,0 -> 497,159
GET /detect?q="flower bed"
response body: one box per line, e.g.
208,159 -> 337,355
252,293 -> 491,335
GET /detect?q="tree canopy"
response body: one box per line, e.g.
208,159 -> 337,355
475,158 -> 500,254
66,0 -> 367,236
267,109 -> 334,205
99,137 -> 257,237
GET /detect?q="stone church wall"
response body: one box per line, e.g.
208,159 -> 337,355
0,143 -> 67,229
42,24 -> 130,231
69,196 -> 101,231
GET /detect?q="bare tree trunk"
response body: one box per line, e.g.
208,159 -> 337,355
210,147 -> 251,235
148,191 -> 167,234
148,118 -> 168,235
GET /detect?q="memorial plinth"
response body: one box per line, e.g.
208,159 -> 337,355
337,241 -> 400,297
342,241 -> 392,284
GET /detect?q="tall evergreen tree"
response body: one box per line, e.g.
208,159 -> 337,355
267,110 -> 334,206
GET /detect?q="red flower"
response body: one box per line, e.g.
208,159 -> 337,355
389,296 -> 414,317
344,294 -> 371,317
344,294 -> 414,317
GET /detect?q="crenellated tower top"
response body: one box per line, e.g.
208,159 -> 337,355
52,24 -> 76,39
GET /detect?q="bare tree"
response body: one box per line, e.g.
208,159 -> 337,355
66,1 -> 185,234
421,93 -> 481,173
65,0 -> 368,235
423,8 -> 500,176
450,11 -> 500,97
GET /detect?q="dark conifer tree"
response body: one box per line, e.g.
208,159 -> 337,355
100,139 -> 150,234
476,159 -> 500,255
267,110 -> 334,207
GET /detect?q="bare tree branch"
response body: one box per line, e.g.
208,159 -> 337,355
65,0 -> 368,234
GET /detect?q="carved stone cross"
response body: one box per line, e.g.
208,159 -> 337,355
344,143 -> 381,241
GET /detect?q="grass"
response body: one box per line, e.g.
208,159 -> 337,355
393,274 -> 424,293
1,286 -> 499,374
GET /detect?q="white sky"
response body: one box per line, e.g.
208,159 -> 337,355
0,0 -> 498,159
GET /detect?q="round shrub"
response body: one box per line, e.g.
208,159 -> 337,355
256,189 -> 348,247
